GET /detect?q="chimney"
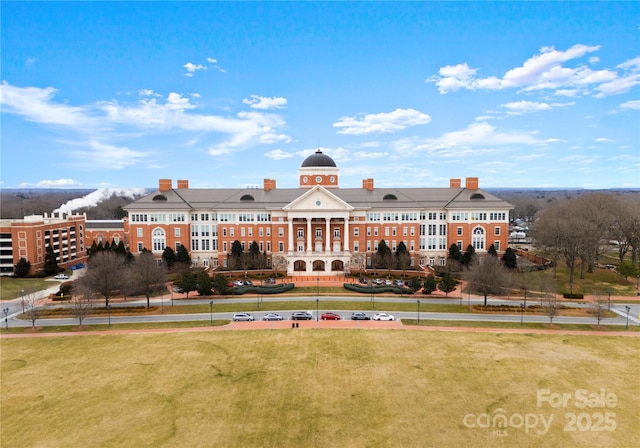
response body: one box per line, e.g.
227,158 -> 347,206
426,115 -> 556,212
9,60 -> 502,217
465,177 -> 479,190
362,178 -> 374,191
264,179 -> 276,191
177,180 -> 189,189
159,179 -> 172,191
449,178 -> 461,188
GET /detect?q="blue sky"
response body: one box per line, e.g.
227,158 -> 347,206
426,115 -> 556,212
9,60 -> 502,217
1,1 -> 639,191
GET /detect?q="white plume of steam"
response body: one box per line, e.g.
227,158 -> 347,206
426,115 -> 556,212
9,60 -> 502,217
54,188 -> 147,214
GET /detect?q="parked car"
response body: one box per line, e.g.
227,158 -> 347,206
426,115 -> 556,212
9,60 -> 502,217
321,312 -> 341,320
372,279 -> 383,285
262,313 -> 284,321
291,311 -> 312,320
373,313 -> 395,321
265,277 -> 276,285
232,313 -> 254,322
358,277 -> 368,284
393,279 -> 403,286
232,280 -> 244,287
351,312 -> 370,320
54,274 -> 69,280
227,281 -> 234,287
173,286 -> 184,293
243,280 -> 253,286
383,279 -> 393,286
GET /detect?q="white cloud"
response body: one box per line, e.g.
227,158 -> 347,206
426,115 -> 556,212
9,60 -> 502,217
594,137 -> 614,143
264,149 -> 295,160
243,94 -> 288,110
500,100 -> 574,115
184,62 -> 206,77
19,178 -> 81,188
619,99 -> 640,110
333,108 -> 431,135
0,82 -> 94,127
426,44 -> 637,97
71,141 -> 151,169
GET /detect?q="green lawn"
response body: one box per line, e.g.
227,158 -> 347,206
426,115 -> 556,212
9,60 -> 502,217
2,330 -> 638,447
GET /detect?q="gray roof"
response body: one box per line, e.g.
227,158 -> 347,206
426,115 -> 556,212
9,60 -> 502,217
86,220 -> 125,230
125,186 -> 512,211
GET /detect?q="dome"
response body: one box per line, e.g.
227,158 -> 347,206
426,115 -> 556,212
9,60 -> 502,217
301,149 -> 337,168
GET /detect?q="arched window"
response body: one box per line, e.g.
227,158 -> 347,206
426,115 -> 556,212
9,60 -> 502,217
472,227 -> 485,250
152,228 -> 166,252
383,194 -> 397,200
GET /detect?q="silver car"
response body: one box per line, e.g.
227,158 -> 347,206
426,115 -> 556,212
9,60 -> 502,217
262,313 -> 284,321
233,313 -> 254,321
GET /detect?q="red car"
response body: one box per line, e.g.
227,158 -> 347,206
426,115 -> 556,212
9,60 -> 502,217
321,312 -> 341,320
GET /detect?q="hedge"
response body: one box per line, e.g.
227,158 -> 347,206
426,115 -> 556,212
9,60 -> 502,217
343,283 -> 415,295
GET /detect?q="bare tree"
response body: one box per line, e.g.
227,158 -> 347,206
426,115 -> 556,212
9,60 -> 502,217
78,251 -> 128,307
272,254 -> 287,276
128,251 -> 167,308
544,294 -> 559,325
71,283 -> 94,326
588,293 -> 608,327
466,255 -> 512,306
23,291 -> 41,328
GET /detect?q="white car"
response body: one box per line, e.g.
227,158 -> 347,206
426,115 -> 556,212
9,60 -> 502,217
232,313 -> 254,322
54,274 -> 69,280
373,313 -> 395,321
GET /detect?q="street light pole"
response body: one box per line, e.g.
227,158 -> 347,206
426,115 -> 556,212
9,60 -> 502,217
520,303 -> 525,326
209,300 -> 214,325
107,305 -> 111,327
316,298 -> 319,321
625,306 -> 630,329
21,289 -> 25,313
3,308 -> 9,330
417,300 -> 421,324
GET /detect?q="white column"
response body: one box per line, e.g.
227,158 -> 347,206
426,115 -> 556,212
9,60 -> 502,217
325,218 -> 331,252
287,218 -> 293,253
344,216 -> 349,252
307,217 -> 312,253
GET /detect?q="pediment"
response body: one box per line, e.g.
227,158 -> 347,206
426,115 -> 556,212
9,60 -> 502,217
284,186 -> 353,212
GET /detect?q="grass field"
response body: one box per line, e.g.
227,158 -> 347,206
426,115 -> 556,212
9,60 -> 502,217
2,330 -> 638,447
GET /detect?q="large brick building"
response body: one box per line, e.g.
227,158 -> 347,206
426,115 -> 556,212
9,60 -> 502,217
124,150 -> 513,276
0,212 -> 88,275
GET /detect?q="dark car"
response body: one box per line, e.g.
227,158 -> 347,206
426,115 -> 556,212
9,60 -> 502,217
358,277 -> 368,284
265,277 -> 276,285
351,312 -> 370,320
243,280 -> 253,286
262,313 -> 284,321
321,312 -> 341,320
291,311 -> 313,320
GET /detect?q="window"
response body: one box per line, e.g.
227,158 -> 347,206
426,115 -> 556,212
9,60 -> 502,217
222,228 -> 227,237
391,228 -> 396,236
259,228 -> 264,237
297,228 -> 304,238
333,228 -> 340,238
494,241 -> 500,251
136,228 -> 143,237
354,227 -> 359,237
279,227 -> 284,237
457,227 -> 463,236
316,228 -> 322,238
137,242 -> 143,252
279,242 -> 284,252
297,243 -> 304,252
495,226 -> 501,236
472,227 -> 486,250
403,227 -> 408,236
152,228 -> 166,252
230,228 -> 234,237
174,228 -> 181,237
241,228 -> 246,237
353,242 -> 359,252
